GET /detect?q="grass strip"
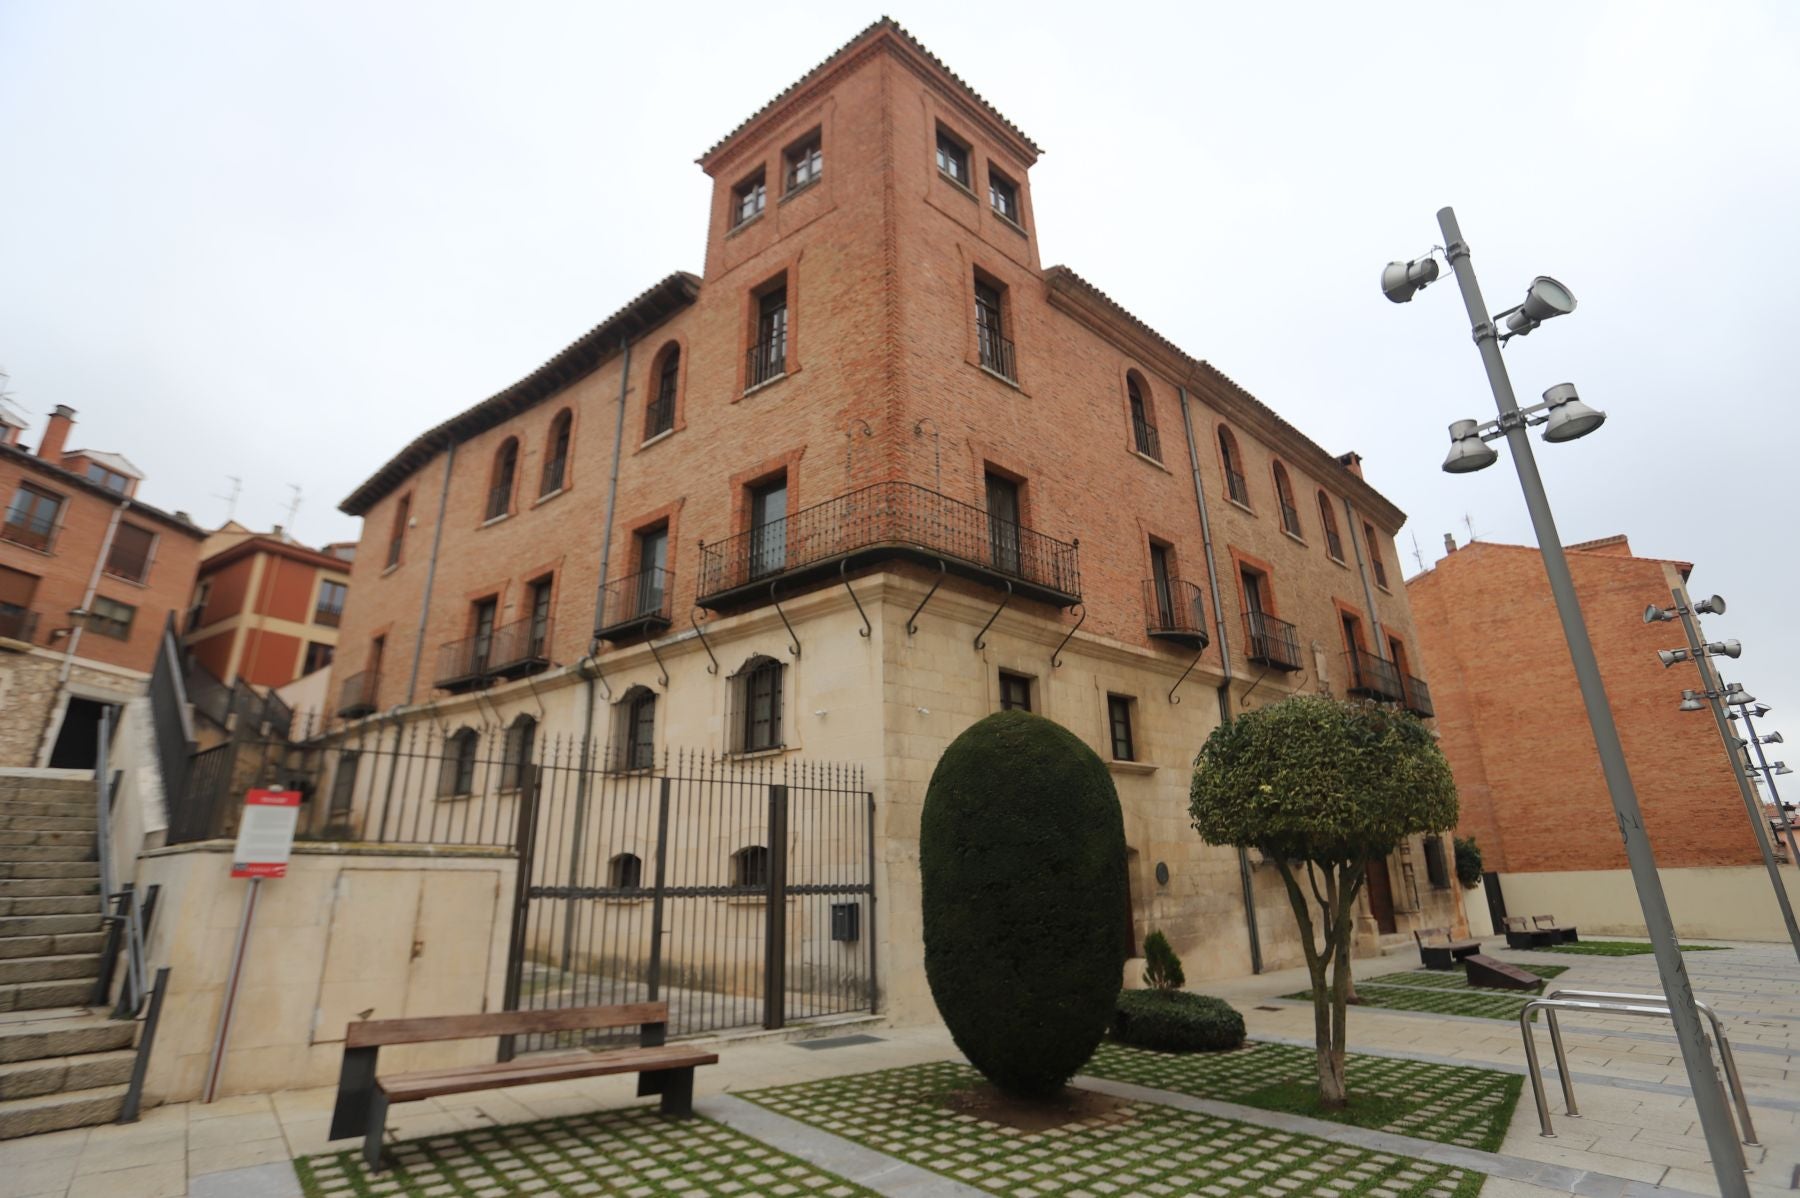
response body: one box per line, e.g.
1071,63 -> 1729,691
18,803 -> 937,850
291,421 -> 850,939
1539,940 -> 1729,956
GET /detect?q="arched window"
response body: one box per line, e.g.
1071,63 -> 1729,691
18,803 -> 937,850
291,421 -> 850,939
613,685 -> 657,771
1272,462 -> 1301,537
647,344 -> 679,439
439,728 -> 479,797
732,845 -> 770,888
486,438 -> 518,520
1365,521 -> 1389,588
500,715 -> 536,791
731,655 -> 784,753
1127,374 -> 1159,460
609,852 -> 644,890
386,494 -> 410,569
540,410 -> 572,498
1317,491 -> 1344,561
1218,426 -> 1249,505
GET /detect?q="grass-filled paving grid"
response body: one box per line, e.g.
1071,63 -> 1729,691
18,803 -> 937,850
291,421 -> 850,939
745,1060 -> 1486,1198
1540,940 -> 1729,956
293,1106 -> 876,1198
1360,964 -> 1567,990
1085,1040 -> 1523,1152
1282,982 -> 1537,1021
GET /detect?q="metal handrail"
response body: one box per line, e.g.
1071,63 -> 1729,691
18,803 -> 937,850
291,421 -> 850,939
1519,994 -> 1756,1163
95,708 -> 149,1019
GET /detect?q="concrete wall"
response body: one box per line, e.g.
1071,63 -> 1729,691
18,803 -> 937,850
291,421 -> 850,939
1497,866 -> 1800,942
134,841 -> 514,1103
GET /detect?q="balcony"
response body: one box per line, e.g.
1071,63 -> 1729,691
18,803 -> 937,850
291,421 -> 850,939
436,617 -> 553,693
1245,612 -> 1303,672
313,605 -> 343,628
598,569 -> 673,642
1345,648 -> 1404,702
337,670 -> 379,718
1,514 -> 53,553
1226,470 -> 1249,506
745,340 -> 785,390
1132,416 -> 1162,461
0,608 -> 37,644
978,327 -> 1016,382
697,480 -> 1081,610
1403,673 -> 1435,718
1143,578 -> 1208,650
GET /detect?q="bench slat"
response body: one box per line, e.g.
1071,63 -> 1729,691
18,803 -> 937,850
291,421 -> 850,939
382,1046 -> 718,1102
346,1002 -> 669,1048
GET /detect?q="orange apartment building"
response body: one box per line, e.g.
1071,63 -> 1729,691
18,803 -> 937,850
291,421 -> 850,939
0,404 -> 205,766
1409,533 -> 1796,941
320,20 -> 1460,1020
182,522 -> 352,691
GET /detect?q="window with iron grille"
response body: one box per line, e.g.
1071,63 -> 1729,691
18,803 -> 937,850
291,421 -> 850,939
1365,521 -> 1389,588
1318,491 -> 1344,561
527,576 -> 553,656
748,285 -> 787,388
785,132 -> 822,193
733,845 -> 769,888
314,579 -> 347,625
1128,376 -> 1159,460
999,670 -> 1032,713
3,484 -> 63,552
328,751 -> 359,818
646,348 -> 678,438
732,169 -> 766,226
623,688 -> 655,771
86,595 -> 135,640
471,597 -> 498,672
1273,461 -> 1302,537
974,278 -> 1012,379
486,440 -> 517,520
500,716 -> 536,791
386,494 -> 410,568
936,129 -> 969,186
1107,695 -> 1136,761
989,168 -> 1020,224
103,523 -> 155,583
440,728 -> 479,797
540,409 -> 572,496
734,657 -> 784,752
1218,426 -> 1249,506
748,478 -> 787,579
610,853 -> 643,890
634,526 -> 668,616
1149,542 -> 1176,627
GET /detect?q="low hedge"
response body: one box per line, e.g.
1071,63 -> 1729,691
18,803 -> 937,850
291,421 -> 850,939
1112,989 -> 1246,1053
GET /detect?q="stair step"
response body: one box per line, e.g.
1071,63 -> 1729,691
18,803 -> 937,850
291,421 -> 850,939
0,955 -> 101,985
0,816 -> 97,833
0,1048 -> 134,1100
0,801 -> 98,820
0,932 -> 106,960
0,831 -> 96,849
0,897 -> 101,917
0,979 -> 97,1011
0,1083 -> 126,1138
0,914 -> 103,938
0,861 -> 100,880
1,845 -> 96,862
0,879 -> 101,899
0,1013 -> 135,1063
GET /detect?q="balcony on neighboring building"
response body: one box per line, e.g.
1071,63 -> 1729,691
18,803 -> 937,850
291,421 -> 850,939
697,480 -> 1081,611
597,569 -> 673,642
1245,612 -> 1303,672
337,670 -> 379,718
313,604 -> 342,628
436,617 -> 553,693
1403,673 -> 1435,719
1345,648 -> 1404,702
1143,578 -> 1208,649
0,608 -> 38,644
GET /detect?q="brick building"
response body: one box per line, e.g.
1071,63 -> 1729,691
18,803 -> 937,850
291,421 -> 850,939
1409,533 -> 1795,940
0,404 -> 205,766
321,19 -> 1459,1023
182,521 -> 352,691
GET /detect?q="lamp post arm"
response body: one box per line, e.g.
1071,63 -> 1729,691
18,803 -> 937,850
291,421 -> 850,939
1739,706 -> 1800,868
1434,206 -> 1749,1198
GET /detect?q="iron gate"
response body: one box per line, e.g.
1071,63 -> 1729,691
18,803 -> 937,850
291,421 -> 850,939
505,746 -> 875,1051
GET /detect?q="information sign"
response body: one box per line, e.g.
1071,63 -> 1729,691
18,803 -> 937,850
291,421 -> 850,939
230,789 -> 301,879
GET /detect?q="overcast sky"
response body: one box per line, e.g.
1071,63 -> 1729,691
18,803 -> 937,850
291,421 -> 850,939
3,2 -> 1796,733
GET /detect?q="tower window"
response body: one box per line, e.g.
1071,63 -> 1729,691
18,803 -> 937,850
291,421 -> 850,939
732,169 -> 766,227
785,132 -> 822,193
936,129 -> 970,186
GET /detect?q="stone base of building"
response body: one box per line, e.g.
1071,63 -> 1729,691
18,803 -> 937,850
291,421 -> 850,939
1495,866 -> 1800,943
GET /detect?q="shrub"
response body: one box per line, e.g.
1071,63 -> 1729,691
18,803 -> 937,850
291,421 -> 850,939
921,710 -> 1128,1097
1142,930 -> 1185,991
1454,836 -> 1484,889
1113,990 -> 1246,1053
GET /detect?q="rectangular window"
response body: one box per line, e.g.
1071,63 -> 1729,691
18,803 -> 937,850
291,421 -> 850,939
988,169 -> 1020,224
1366,522 -> 1389,588
3,484 -> 63,552
743,661 -> 784,752
974,279 -> 1012,380
471,597 -> 498,672
528,576 -> 554,655
303,641 -> 335,675
386,495 -> 410,568
635,526 -> 668,617
314,579 -> 348,626
732,169 -> 766,226
328,751 -> 359,817
103,523 -> 155,584
985,472 -> 1021,576
648,352 -> 679,438
784,132 -> 822,192
749,284 -> 788,388
625,691 -> 656,771
370,634 -> 386,678
0,565 -> 37,641
85,463 -> 130,493
1149,543 -> 1175,627
1107,695 -> 1136,761
999,671 -> 1033,713
748,477 -> 788,579
936,130 -> 969,186
87,595 -> 135,640
186,579 -> 210,633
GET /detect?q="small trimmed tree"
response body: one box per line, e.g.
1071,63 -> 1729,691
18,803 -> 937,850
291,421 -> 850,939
1142,931 -> 1184,991
1454,836 -> 1484,889
921,710 -> 1128,1097
1189,695 -> 1456,1107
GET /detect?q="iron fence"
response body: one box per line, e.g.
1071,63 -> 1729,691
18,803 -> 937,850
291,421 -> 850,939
1245,611 -> 1303,671
1345,648 -> 1404,701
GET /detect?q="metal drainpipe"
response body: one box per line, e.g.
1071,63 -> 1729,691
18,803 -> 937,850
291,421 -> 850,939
1342,496 -> 1389,659
591,334 -> 633,639
1177,386 -> 1261,973
57,500 -> 127,686
403,441 -> 458,706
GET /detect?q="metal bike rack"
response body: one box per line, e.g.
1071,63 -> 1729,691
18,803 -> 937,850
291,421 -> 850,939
1518,991 -> 1757,1173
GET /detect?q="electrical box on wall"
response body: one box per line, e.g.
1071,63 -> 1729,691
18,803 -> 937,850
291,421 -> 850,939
831,902 -> 860,942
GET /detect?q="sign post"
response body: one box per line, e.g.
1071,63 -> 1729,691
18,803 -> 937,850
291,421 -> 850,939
202,789 -> 300,1103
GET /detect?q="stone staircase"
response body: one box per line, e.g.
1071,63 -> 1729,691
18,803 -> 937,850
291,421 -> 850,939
0,773 -> 138,1138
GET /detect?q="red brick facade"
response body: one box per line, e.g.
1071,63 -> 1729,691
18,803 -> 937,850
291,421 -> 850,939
1408,535 -> 1759,873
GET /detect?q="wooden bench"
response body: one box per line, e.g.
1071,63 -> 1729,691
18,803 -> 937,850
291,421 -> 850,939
1501,915 -> 1559,950
1413,926 -> 1482,970
327,1002 -> 717,1172
1532,914 -> 1579,943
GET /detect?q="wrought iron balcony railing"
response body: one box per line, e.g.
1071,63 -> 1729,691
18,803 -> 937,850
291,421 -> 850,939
1226,470 -> 1250,506
1143,578 -> 1208,650
0,608 -> 37,643
697,480 -> 1081,609
1345,648 -> 1404,702
313,605 -> 343,628
645,390 -> 675,439
745,340 -> 785,390
978,327 -> 1016,382
1244,611 -> 1303,671
1404,673 -> 1435,718
437,617 -> 553,692
598,569 -> 673,641
1132,416 -> 1162,461
337,670 -> 379,718
1,514 -> 54,553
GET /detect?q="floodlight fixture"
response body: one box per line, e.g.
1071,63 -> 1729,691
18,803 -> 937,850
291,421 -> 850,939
1678,691 -> 1705,712
1540,382 -> 1607,443
1764,732 -> 1785,745
1382,257 -> 1440,304
1724,683 -> 1756,706
1776,762 -> 1794,776
1442,419 -> 1499,474
1704,639 -> 1743,660
1503,275 -> 1578,336
1694,595 -> 1727,616
1644,604 -> 1675,624
1658,648 -> 1690,668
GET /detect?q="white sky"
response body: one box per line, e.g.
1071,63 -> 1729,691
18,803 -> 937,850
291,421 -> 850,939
3,2 -> 1796,739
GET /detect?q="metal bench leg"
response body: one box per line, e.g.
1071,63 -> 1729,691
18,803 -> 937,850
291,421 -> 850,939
658,1067 -> 695,1119
363,1088 -> 390,1174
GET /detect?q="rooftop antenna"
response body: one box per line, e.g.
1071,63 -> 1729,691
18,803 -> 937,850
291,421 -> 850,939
283,484 -> 303,532
213,476 -> 242,522
1410,532 -> 1425,572
1463,512 -> 1480,543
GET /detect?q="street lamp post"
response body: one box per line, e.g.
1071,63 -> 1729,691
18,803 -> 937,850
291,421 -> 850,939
1385,207 -> 1749,1198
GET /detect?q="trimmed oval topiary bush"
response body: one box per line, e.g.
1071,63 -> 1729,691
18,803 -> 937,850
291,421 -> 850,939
921,710 -> 1128,1097
1112,990 -> 1246,1053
